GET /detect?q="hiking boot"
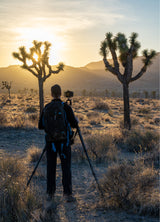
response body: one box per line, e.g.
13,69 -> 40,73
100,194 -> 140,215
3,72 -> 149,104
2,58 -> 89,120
63,194 -> 76,202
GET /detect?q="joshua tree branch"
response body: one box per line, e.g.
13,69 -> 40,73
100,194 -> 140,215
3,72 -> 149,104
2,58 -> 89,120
110,48 -> 119,72
130,65 -> 147,82
103,58 -> 123,83
22,66 -> 38,78
43,64 -> 64,81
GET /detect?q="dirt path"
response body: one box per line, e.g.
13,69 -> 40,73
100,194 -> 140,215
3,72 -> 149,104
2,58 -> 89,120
0,128 -> 158,222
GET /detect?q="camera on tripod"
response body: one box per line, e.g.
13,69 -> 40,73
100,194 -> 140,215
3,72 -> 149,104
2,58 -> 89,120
64,90 -> 74,105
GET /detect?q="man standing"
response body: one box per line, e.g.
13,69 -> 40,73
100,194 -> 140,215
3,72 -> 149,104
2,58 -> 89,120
39,84 -> 78,202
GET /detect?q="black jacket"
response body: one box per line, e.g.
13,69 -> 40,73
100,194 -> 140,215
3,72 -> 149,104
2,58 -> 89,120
38,99 -> 78,130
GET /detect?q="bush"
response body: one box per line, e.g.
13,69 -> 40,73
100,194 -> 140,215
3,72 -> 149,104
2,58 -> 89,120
124,130 -> 159,152
86,132 -> 119,162
0,156 -> 41,221
27,146 -> 46,163
25,107 -> 37,113
138,107 -> 150,114
93,101 -> 110,111
14,115 -> 25,128
28,114 -> 39,126
100,160 -> 159,216
0,111 -> 7,126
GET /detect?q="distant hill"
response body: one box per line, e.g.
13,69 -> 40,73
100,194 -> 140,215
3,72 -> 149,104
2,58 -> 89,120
0,53 -> 159,94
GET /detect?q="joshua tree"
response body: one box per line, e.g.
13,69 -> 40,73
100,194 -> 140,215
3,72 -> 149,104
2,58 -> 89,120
1,81 -> 12,98
100,32 -> 157,129
13,40 -> 64,115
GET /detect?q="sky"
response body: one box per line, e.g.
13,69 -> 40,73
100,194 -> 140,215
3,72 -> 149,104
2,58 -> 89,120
0,0 -> 159,67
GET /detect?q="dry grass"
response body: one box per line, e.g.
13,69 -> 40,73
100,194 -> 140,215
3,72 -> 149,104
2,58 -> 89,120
27,146 -> 46,163
25,107 -> 37,113
85,132 -> 119,162
93,100 -> 110,111
123,129 -> 159,152
0,111 -> 7,126
0,156 -> 42,222
100,159 -> 159,216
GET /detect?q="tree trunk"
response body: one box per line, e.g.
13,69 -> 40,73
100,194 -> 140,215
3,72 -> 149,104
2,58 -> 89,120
123,82 -> 131,130
38,78 -> 44,115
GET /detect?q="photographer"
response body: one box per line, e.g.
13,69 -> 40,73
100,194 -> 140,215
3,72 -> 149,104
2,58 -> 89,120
38,84 -> 78,202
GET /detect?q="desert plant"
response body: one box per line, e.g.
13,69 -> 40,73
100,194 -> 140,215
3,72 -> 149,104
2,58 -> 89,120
124,129 -> 159,152
138,107 -> 150,114
86,132 -> 119,162
25,106 -> 37,113
1,81 -> 12,98
100,160 -> 159,216
0,156 -> 41,221
93,100 -> 110,111
14,115 -> 25,128
13,40 -> 64,115
27,146 -> 46,163
100,32 -> 157,129
0,111 -> 7,126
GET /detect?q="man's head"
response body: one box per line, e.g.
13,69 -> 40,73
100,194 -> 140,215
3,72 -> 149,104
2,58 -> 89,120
51,84 -> 61,99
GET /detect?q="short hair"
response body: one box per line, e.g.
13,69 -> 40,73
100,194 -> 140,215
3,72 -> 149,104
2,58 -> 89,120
51,84 -> 61,97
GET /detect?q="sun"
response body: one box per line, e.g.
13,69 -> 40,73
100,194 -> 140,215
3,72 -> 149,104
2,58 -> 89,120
15,27 -> 65,65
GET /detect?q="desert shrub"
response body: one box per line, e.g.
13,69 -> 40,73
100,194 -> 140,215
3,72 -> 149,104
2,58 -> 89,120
0,156 -> 41,222
143,144 -> 160,168
25,107 -> 37,113
89,119 -> 101,125
93,101 -> 110,111
138,107 -> 150,114
100,160 -> 159,216
87,111 -> 99,119
0,95 -> 8,106
0,111 -> 7,126
72,144 -> 86,162
86,132 -> 119,162
27,146 -> 46,163
13,115 -> 25,128
28,114 -> 39,126
119,117 -> 139,129
124,130 -> 159,152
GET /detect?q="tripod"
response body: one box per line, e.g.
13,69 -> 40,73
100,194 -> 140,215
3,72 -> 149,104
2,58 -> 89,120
27,125 -> 104,198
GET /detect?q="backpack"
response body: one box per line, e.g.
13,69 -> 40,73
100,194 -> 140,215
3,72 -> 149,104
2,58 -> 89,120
43,101 -> 68,142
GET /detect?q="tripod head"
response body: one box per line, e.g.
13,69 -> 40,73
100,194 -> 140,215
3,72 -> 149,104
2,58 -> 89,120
64,90 -> 74,106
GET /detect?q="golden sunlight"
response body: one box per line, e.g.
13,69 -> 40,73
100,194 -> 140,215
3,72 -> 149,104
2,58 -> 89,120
33,53 -> 39,61
16,27 -> 65,65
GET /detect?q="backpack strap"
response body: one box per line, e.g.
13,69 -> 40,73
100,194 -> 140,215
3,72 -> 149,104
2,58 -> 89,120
52,143 -> 56,152
62,102 -> 71,147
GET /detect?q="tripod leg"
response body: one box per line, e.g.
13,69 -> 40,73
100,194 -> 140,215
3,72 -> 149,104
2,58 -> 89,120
27,146 -> 46,187
77,126 -> 104,198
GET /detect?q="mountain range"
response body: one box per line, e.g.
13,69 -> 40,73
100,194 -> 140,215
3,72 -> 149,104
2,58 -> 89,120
0,53 -> 159,94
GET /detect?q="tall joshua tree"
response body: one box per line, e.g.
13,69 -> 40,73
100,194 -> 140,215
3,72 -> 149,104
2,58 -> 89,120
100,32 -> 157,129
13,40 -> 64,115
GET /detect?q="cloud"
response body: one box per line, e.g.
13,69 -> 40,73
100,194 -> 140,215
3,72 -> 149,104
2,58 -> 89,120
0,0 -> 127,34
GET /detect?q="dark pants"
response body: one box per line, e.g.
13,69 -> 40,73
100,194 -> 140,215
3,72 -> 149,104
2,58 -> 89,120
46,142 -> 72,196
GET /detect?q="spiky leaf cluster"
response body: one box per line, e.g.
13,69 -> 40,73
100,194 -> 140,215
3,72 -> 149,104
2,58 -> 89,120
100,32 -> 142,67
142,49 -> 157,66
